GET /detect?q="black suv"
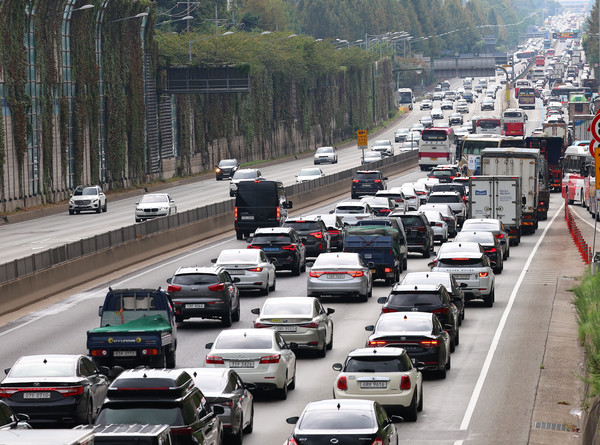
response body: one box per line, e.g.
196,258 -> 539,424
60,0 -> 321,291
351,170 -> 387,199
304,214 -> 345,251
283,217 -> 331,257
247,227 -> 307,275
390,211 -> 434,258
378,283 -> 459,352
428,167 -> 459,184
167,266 -> 241,327
215,158 -> 240,180
96,369 -> 223,445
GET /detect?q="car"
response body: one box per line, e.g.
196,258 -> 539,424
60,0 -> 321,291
69,185 -> 107,215
184,368 -> 254,443
461,91 -> 474,103
0,354 -> 110,426
251,296 -> 335,356
394,128 -> 410,143
215,158 -> 240,180
313,146 -> 338,164
377,283 -> 459,353
247,227 -> 306,275
307,251 -> 373,301
461,218 -> 510,258
420,115 -> 434,128
0,401 -> 29,430
428,167 -> 459,184
360,196 -> 395,216
420,99 -> 433,110
440,100 -> 454,110
456,100 -> 469,113
430,108 -> 444,119
96,368 -> 223,445
409,123 -> 425,133
443,91 -> 457,101
331,348 -> 423,420
406,131 -> 421,145
295,167 -> 325,183
398,184 -> 419,211
285,399 -> 400,445
371,140 -> 394,157
421,210 -> 449,243
427,191 -> 466,226
454,230 -> 504,274
134,193 -> 177,222
409,182 -> 429,205
303,213 -> 345,251
330,201 -> 374,226
449,112 -> 463,125
481,97 -> 495,111
365,312 -> 451,378
433,91 -> 444,100
229,168 -> 263,197
205,328 -> 297,400
401,271 -> 466,325
351,170 -> 387,199
400,140 -> 419,151
430,183 -> 467,202
363,150 -> 384,163
211,248 -> 276,295
389,211 -> 434,258
429,248 -> 495,307
166,265 -> 241,326
376,188 -> 409,212
283,216 -> 331,258
485,88 -> 496,99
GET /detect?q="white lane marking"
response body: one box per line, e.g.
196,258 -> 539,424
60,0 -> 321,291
453,202 -> 564,445
570,206 -> 600,231
0,237 -> 234,337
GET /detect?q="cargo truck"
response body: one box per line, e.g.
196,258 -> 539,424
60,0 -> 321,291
526,135 -> 564,191
572,114 -> 594,142
481,148 -> 540,234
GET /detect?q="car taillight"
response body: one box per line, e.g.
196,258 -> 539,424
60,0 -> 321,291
485,248 -> 497,253
90,349 -> 108,357
381,307 -> 397,314
373,179 -> 382,183
259,354 -> 281,364
420,340 -> 439,347
384,267 -> 393,273
141,349 -> 159,356
309,271 -> 324,278
348,271 -> 364,277
171,426 -> 194,436
329,229 -> 340,235
310,231 -> 323,239
247,245 -> 261,249
432,307 -> 449,315
287,439 -> 300,445
254,322 -> 268,328
400,375 -> 411,390
337,376 -> 348,391
206,355 -> 224,364
416,226 -> 426,232
234,207 -> 238,219
379,209 -> 391,214
282,245 -> 296,251
208,283 -> 225,291
368,340 -> 388,347
247,267 -> 263,272
352,179 -> 359,183
276,207 -> 281,221
495,233 -> 504,239
479,272 -> 489,277
0,388 -> 19,398
298,322 -> 319,328
167,285 -> 181,292
4,386 -> 84,397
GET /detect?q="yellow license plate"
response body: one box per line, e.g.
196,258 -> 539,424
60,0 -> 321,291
371,269 -> 377,273
431,157 -> 438,161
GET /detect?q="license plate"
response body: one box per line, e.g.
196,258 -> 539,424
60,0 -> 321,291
275,326 -> 297,332
263,247 -> 278,252
371,269 -> 377,274
360,381 -> 387,389
114,350 -> 137,357
364,254 -> 372,259
241,215 -> 254,220
431,157 -> 438,161
186,304 -> 205,309
454,274 -> 470,280
230,361 -> 254,368
228,270 -> 245,275
327,274 -> 344,279
23,392 -> 51,399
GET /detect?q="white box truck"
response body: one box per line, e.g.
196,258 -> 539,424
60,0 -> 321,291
481,147 -> 540,234
468,176 -> 523,245
572,114 -> 594,143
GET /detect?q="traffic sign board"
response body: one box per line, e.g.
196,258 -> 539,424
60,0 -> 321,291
357,130 -> 368,149
591,113 -> 600,142
596,143 -> 600,190
590,139 -> 597,158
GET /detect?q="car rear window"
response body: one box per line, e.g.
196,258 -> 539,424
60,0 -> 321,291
430,170 -> 453,177
376,316 -> 432,332
299,411 -> 374,430
454,233 -> 494,244
262,301 -> 313,316
252,235 -> 291,244
172,274 -> 218,285
354,172 -> 380,180
96,406 -> 184,426
214,336 -> 273,349
421,130 -> 448,141
345,356 -> 409,373
387,292 -> 441,306
235,182 -> 278,207
313,254 -> 359,268
218,251 -> 259,263
428,195 -> 460,203
9,362 -> 73,378
336,206 -> 366,214
437,258 -> 484,267
398,216 -> 423,227
284,221 -> 320,231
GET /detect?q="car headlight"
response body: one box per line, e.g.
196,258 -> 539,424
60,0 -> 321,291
160,207 -> 169,211
215,168 -> 221,173
69,199 -> 74,204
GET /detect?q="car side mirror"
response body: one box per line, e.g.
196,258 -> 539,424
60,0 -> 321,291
244,382 -> 257,391
233,277 -> 241,283
384,177 -> 388,180
98,366 -> 111,377
289,342 -> 299,350
306,261 -> 314,268
246,238 -> 252,243
109,366 -> 125,380
4,368 -> 10,375
166,278 -> 172,284
287,201 -> 293,209
460,282 -> 468,288
327,308 -> 335,315
365,325 -> 375,332
521,196 -> 526,205
250,308 -> 260,315
452,296 -> 462,303
206,343 -> 214,349
332,363 -> 343,372
390,415 -> 404,424
445,324 -> 453,331
211,258 -> 217,263
329,210 -> 334,214
286,416 -> 300,425
212,405 -> 225,415
427,261 -> 435,268
415,361 -> 426,371
301,237 -> 308,244
377,297 -> 387,304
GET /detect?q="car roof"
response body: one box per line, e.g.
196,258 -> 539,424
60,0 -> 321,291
174,266 -> 220,274
347,347 -> 406,358
110,368 -> 194,390
401,271 -> 453,284
378,311 -> 432,321
304,399 -> 376,412
14,354 -> 81,365
216,328 -> 274,338
336,201 -> 368,207
254,227 -> 294,235
437,249 -> 484,259
390,283 -> 442,293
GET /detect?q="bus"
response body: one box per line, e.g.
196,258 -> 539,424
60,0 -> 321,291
535,55 -> 545,66
514,79 -> 531,97
474,117 -> 502,135
397,88 -> 414,109
502,108 -> 527,136
517,87 -> 536,109
546,48 -> 555,56
459,134 -> 525,175
562,144 -> 593,205
550,85 -> 590,104
418,127 -> 457,170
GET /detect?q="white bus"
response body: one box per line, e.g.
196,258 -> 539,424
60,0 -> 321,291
418,127 -> 457,170
397,88 -> 414,109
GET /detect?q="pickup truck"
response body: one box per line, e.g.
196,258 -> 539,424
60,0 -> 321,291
87,288 -> 177,369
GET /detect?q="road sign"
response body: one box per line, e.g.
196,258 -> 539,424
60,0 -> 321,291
590,139 -> 597,159
596,144 -> 600,190
501,64 -> 511,68
591,113 -> 600,142
357,130 -> 367,149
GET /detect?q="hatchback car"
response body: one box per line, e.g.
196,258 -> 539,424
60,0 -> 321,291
307,252 -> 373,301
454,231 -> 503,274
394,128 -> 410,143
420,99 -> 433,110
135,193 -> 176,222
390,211 -> 434,258
376,188 -> 408,212
69,185 -> 107,215
285,399 -> 400,445
212,248 -> 276,295
283,217 -> 331,258
428,167 -> 459,184
331,348 -> 423,420
215,158 -> 240,180
366,312 -> 451,378
247,227 -> 307,275
229,168 -> 263,197
205,329 -> 297,400
0,355 -> 110,426
371,140 -> 394,157
251,296 -> 335,356
427,191 -> 466,226
296,167 -> 324,183
351,170 -> 387,199
330,201 -> 374,226
462,218 -> 510,256
313,146 -> 338,164
167,266 -> 241,326
303,213 -> 345,251
360,196 -> 395,216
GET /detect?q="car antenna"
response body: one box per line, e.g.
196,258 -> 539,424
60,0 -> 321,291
108,286 -> 113,292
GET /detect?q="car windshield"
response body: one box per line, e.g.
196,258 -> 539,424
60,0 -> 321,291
9,362 -> 73,378
399,216 -> 422,227
262,301 -> 313,316
345,356 -> 408,373
171,273 -> 219,285
387,292 -> 442,306
298,169 -> 321,176
336,206 -> 366,214
218,251 -> 258,263
96,407 -> 184,426
428,195 -> 459,203
140,195 -> 168,204
299,411 -> 374,430
373,141 -> 390,147
313,254 -> 359,268
316,147 -> 334,154
80,187 -> 99,196
355,172 -> 380,180
219,160 -> 237,167
214,335 -> 273,349
376,316 -> 432,332
233,170 -> 258,179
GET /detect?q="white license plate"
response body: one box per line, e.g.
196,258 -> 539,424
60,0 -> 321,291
114,350 -> 137,357
454,274 -> 470,280
186,304 -> 205,309
23,392 -> 51,399
360,382 -> 387,389
364,254 -> 372,259
230,361 -> 254,368
228,270 -> 245,275
327,274 -> 344,279
275,326 -> 297,332
241,216 -> 254,220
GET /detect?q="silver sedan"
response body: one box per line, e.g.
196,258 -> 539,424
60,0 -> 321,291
134,193 -> 176,222
307,252 -> 373,302
212,249 -> 276,295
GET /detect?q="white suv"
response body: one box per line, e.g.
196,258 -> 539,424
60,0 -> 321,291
427,191 -> 466,226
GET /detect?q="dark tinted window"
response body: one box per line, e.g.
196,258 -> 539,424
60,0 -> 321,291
422,130 -> 448,141
235,182 -> 279,207
399,216 -> 424,227
376,316 -> 432,332
252,234 -> 292,244
437,258 -> 484,267
172,274 -> 218,285
219,160 -> 238,167
96,406 -> 184,426
428,195 -> 460,203
284,221 -> 320,231
299,411 -> 374,430
387,292 -> 442,306
354,172 -> 381,180
214,336 -> 273,349
430,170 -> 453,177
0,403 -> 13,426
345,356 -> 408,372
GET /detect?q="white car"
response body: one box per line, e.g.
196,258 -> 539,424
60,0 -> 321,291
313,146 -> 338,164
371,140 -> 394,157
331,347 -> 423,421
229,168 -> 263,196
421,210 -> 448,243
205,328 -> 297,399
398,184 -> 419,211
420,99 -> 433,110
134,193 -> 176,222
363,150 -> 384,164
212,248 -> 276,295
455,99 -> 469,113
296,167 -> 325,183
376,188 -> 409,212
394,128 -> 410,143
427,191 -> 466,226
330,201 -> 374,226
409,123 -> 425,133
69,185 -> 107,215
418,203 -> 457,237
430,108 -> 444,120
406,131 -> 421,145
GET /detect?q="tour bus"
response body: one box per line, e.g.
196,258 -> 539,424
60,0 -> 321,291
546,48 -> 555,57
514,79 -> 531,98
517,87 -> 536,109
550,85 -> 590,104
459,134 -> 525,175
535,55 -> 545,66
397,88 -> 414,109
474,117 -> 502,135
418,127 -> 457,170
562,144 -> 593,206
502,108 -> 527,136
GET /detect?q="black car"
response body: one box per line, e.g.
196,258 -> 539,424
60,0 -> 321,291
304,214 -> 345,251
167,266 -> 241,326
428,167 -> 459,184
247,227 -> 307,275
0,354 -> 110,426
215,159 -> 240,180
454,231 -> 503,274
390,211 -> 434,258
0,401 -> 29,430
96,369 -> 223,445
285,399 -> 400,445
429,183 -> 467,201
377,283 -> 459,352
92,424 -> 172,444
351,170 -> 387,199
283,217 -> 331,258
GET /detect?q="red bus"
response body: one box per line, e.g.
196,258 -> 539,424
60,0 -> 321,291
546,49 -> 555,57
502,108 -> 526,136
535,55 -> 545,66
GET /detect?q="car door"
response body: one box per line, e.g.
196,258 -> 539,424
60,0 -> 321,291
190,391 -> 220,445
231,372 -> 253,427
275,333 -> 295,383
78,356 -> 109,416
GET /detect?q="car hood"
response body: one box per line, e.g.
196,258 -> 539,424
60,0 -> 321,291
71,195 -> 99,201
137,202 -> 169,209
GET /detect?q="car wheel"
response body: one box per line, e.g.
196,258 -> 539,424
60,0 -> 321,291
422,248 -> 431,259
327,326 -> 333,350
243,404 -> 254,434
152,353 -> 167,368
102,202 -> 107,213
417,385 -> 423,412
260,283 -> 270,296
175,315 -> 184,324
85,399 -> 95,425
484,288 -> 494,307
166,346 -> 176,369
269,275 -> 276,291
292,261 -> 301,276
135,218 -> 141,223
278,375 -> 289,400
404,391 -> 418,422
438,364 -> 447,379
450,336 -> 456,353
76,210 -> 80,214
232,301 -> 241,322
403,257 -> 408,271
236,231 -> 243,240
446,353 -> 451,370
222,308 -> 233,327
317,336 -> 327,358
96,206 -> 101,214
301,259 -> 306,273
494,266 -> 502,275
69,209 -> 74,215
506,247 -> 510,259
231,416 -> 243,445
461,308 -> 465,321
455,328 -> 460,346
359,290 -> 369,303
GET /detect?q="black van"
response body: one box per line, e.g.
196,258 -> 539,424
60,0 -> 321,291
234,180 -> 293,239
